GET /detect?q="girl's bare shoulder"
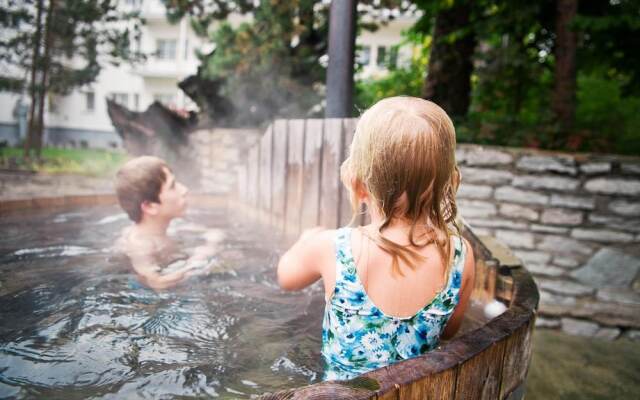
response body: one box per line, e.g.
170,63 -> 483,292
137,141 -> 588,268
301,228 -> 337,255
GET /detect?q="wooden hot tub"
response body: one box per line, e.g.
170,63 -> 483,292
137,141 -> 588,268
234,118 -> 539,400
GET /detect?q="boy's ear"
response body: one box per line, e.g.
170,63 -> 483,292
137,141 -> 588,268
140,200 -> 159,217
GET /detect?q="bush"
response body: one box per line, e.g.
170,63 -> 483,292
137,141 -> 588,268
0,147 -> 127,177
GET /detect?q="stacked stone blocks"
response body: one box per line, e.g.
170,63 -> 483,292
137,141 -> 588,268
191,129 -> 640,340
191,128 -> 261,195
456,145 -> 640,339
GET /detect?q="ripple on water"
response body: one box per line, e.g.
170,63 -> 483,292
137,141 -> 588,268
11,245 -> 97,258
271,356 -> 318,382
94,367 -> 220,399
95,213 -> 128,225
0,207 -> 325,398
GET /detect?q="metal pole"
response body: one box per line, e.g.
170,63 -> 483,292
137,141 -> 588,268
325,0 -> 357,118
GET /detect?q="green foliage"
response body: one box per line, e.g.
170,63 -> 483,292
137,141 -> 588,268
357,0 -> 639,155
169,0 -> 411,126
459,70 -> 640,155
575,0 -> 640,94
0,146 -> 127,177
575,72 -> 640,155
355,34 -> 429,112
192,1 -> 328,125
162,0 -> 255,28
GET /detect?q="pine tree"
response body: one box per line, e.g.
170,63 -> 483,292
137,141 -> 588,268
0,0 -> 144,159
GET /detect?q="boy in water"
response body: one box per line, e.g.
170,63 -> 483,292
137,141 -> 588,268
115,156 -> 220,289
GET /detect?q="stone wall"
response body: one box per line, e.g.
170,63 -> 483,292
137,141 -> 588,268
191,128 -> 262,195
192,124 -> 639,340
456,144 -> 640,340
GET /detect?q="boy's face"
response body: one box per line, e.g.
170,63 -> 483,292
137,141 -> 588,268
156,168 -> 188,219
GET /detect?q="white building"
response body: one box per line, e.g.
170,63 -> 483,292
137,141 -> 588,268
356,14 -> 417,79
0,1 -> 417,149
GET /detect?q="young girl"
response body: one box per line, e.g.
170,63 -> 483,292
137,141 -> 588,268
277,96 -> 476,380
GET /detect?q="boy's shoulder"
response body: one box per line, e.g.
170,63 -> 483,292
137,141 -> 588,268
117,226 -> 167,258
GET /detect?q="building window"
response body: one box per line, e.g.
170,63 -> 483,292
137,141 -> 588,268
48,94 -> 59,114
110,92 -> 129,107
133,93 -> 140,111
156,39 -> 177,60
357,45 -> 371,66
388,46 -> 398,69
376,46 -> 387,67
85,92 -> 95,112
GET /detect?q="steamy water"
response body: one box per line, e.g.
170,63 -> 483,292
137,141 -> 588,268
0,205 -> 324,398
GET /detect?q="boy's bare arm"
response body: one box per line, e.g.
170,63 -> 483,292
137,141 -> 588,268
178,229 -> 225,273
127,241 -> 197,290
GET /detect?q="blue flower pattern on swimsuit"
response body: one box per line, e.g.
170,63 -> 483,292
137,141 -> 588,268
321,227 -> 465,381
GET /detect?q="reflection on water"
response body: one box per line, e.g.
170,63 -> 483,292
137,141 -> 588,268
0,205 -> 324,399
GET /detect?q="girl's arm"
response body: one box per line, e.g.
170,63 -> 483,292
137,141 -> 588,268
277,227 -> 333,291
442,238 -> 476,339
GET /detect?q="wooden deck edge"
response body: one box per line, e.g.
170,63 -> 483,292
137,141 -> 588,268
0,192 -> 231,214
0,194 -> 117,213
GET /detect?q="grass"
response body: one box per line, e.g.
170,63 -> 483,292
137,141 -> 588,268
0,146 -> 128,178
527,329 -> 640,399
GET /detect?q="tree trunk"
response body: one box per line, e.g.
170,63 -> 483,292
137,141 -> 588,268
35,0 -> 56,159
24,0 -> 44,159
325,0 -> 357,118
552,0 -> 578,135
422,1 -> 476,119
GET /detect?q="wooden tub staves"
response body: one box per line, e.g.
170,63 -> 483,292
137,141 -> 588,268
235,119 -> 540,400
256,226 -> 538,400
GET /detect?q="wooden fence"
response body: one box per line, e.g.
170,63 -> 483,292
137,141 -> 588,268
236,118 -> 359,239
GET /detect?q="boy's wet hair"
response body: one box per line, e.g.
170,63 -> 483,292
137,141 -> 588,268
115,156 -> 169,223
342,96 -> 461,279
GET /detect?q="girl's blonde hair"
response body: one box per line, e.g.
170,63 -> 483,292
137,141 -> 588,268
341,96 -> 461,279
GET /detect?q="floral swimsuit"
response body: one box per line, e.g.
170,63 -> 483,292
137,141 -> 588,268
321,227 -> 466,381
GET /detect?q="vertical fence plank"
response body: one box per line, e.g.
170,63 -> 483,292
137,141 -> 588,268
237,164 -> 247,203
285,119 -> 306,238
319,118 -> 343,229
300,119 -> 324,230
339,118 -> 358,227
259,125 -> 273,221
247,146 -> 260,210
271,119 -> 288,235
